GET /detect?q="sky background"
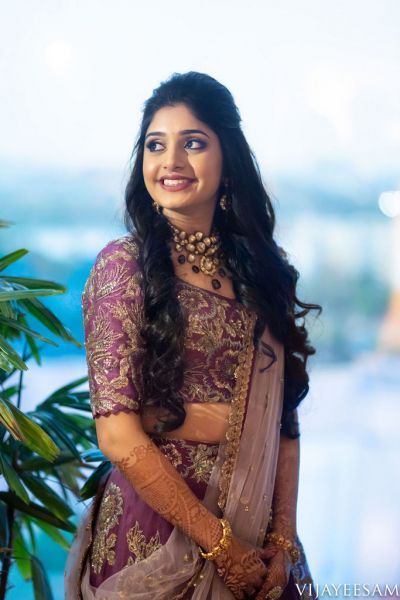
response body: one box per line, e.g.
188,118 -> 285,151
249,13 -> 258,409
0,0 -> 399,179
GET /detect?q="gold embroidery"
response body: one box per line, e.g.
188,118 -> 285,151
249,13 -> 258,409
158,442 -> 184,469
91,482 -> 124,575
218,311 -> 258,510
177,285 -> 251,404
82,236 -> 145,416
126,521 -> 162,562
182,443 -> 219,483
152,437 -> 220,485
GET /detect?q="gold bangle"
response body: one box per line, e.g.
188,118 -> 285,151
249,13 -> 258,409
265,531 -> 300,564
198,518 -> 232,560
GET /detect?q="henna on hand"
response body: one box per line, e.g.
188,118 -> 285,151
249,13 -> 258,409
255,548 -> 291,600
270,416 -> 300,540
214,534 -> 267,599
112,439 -> 223,552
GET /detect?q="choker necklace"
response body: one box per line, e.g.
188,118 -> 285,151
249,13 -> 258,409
167,222 -> 230,291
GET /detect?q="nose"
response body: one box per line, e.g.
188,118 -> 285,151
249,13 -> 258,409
162,142 -> 186,171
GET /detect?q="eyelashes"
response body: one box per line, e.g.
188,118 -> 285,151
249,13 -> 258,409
145,138 -> 207,152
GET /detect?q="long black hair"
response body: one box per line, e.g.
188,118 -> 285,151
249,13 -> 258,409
124,71 -> 322,438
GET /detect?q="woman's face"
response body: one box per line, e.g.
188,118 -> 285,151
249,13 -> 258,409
142,103 -> 223,219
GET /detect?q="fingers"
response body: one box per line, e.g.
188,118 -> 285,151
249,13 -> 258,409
259,545 -> 278,560
256,583 -> 284,600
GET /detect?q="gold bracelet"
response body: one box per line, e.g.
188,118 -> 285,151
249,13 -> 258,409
198,518 -> 232,560
265,531 -> 300,564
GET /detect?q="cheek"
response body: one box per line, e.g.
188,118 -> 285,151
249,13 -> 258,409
142,158 -> 156,185
197,152 -> 222,185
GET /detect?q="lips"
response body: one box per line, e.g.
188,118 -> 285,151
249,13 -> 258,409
159,178 -> 195,192
159,176 -> 195,183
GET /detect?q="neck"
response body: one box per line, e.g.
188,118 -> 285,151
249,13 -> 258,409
162,209 -> 214,237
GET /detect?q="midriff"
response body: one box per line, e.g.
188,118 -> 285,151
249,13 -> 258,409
141,402 -> 231,444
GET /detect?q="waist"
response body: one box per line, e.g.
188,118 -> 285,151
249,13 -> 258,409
141,401 -> 231,444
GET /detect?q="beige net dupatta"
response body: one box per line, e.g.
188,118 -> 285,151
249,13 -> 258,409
64,313 -> 284,599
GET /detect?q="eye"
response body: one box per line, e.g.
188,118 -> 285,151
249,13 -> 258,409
185,138 -> 206,150
145,140 -> 163,152
145,138 -> 207,153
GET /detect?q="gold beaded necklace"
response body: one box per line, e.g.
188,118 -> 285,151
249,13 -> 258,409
167,221 -> 231,291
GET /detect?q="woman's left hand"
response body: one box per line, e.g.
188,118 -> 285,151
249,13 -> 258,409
254,545 -> 291,600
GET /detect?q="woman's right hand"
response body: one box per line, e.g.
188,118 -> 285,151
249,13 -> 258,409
214,533 -> 268,599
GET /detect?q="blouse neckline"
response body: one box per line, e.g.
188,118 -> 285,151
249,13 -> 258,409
175,277 -> 241,303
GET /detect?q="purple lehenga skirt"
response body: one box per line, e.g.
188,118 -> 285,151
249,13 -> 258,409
77,434 -> 316,600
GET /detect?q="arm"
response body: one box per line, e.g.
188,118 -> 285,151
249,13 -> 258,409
95,410 -> 223,553
255,412 -> 300,599
270,423 -> 300,540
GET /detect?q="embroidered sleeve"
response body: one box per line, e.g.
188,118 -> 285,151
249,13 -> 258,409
82,236 -> 145,418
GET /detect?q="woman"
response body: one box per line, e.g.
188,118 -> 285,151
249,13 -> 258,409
64,71 -> 321,599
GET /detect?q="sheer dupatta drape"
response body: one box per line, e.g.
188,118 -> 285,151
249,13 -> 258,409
64,313 -> 286,599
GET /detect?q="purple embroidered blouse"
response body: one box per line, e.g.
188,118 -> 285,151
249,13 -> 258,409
82,234 -> 254,419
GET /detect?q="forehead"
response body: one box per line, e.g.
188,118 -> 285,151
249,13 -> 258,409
146,104 -> 214,136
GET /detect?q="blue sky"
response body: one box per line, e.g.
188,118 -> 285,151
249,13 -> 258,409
0,0 -> 399,178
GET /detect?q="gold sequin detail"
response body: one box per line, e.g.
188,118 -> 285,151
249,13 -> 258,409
82,236 -> 146,416
91,482 -> 124,575
177,285 -> 252,403
126,522 -> 162,562
181,443 -> 220,484
218,311 -> 258,510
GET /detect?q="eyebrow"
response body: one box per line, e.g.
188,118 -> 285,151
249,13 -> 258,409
144,129 -> 210,141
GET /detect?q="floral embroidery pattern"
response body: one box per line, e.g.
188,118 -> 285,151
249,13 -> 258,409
126,522 -> 162,563
151,437 -> 220,485
82,236 -> 146,417
91,482 -> 124,575
181,443 -> 220,483
177,284 -> 254,404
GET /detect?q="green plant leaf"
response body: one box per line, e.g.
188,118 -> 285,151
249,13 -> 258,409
31,555 -> 54,600
80,461 -> 112,501
44,409 -> 96,444
0,334 -> 28,371
22,514 -> 37,553
0,249 -> 29,273
0,397 -> 59,461
0,453 -> 30,504
19,452 -> 78,472
0,315 -> 58,346
0,383 -> 20,399
31,518 -> 70,552
32,412 -> 82,460
0,275 -> 66,291
13,526 -> 32,580
20,298 -> 81,346
25,333 -> 42,365
0,397 -> 24,438
42,376 -> 89,401
0,492 -> 75,533
21,474 -> 74,521
0,499 -> 9,548
0,288 -> 64,301
0,299 -> 15,318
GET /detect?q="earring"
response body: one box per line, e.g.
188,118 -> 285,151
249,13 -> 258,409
219,179 -> 231,212
219,189 -> 231,211
152,199 -> 162,214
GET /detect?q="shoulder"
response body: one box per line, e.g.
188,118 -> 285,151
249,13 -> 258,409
82,233 -> 142,303
94,233 -> 140,267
